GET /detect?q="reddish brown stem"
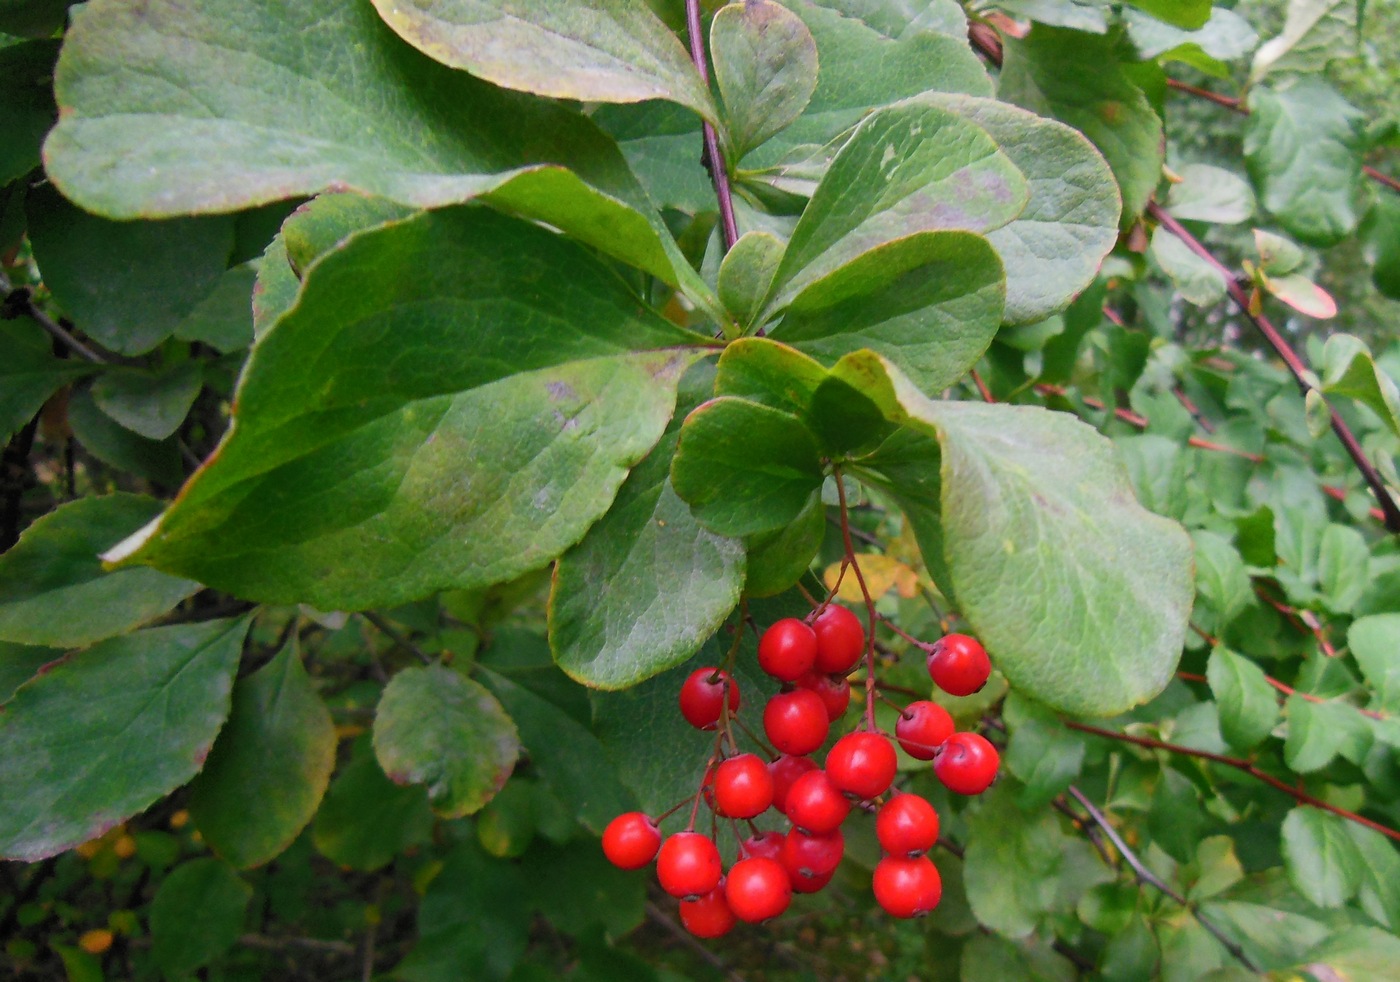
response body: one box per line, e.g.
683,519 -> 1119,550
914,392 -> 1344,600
1165,78 -> 1246,113
1065,720 -> 1400,843
970,368 -> 995,403
832,465 -> 880,732
1364,165 -> 1400,195
1253,585 -> 1338,658
683,0 -> 738,252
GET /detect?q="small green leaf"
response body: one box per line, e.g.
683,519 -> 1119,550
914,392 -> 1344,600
1254,228 -> 1306,275
719,231 -> 785,330
1317,523 -> 1368,614
1206,647 -> 1279,751
1349,614 -> 1400,714
1361,190 -> 1400,299
1284,694 -> 1359,772
0,641 -> 58,705
1320,334 -> 1400,437
90,362 -> 203,441
1151,229 -> 1227,306
373,664 -> 519,819
1347,823 -> 1400,930
312,738 -> 434,871
963,785 -> 1065,937
187,642 -> 337,869
1166,164 -> 1256,224
369,0 -> 717,123
1264,271 -> 1337,319
1296,927 -> 1400,981
0,318 -> 96,444
149,858 -> 251,977
0,494 -> 201,649
1191,531 -> 1252,625
1304,387 -> 1331,440
1126,7 -> 1258,77
172,264 -> 257,353
1122,0 -> 1210,29
1281,806 -> 1365,908
0,617 -> 248,861
1187,836 -> 1244,901
744,491 -> 825,597
1251,0 -> 1359,82
711,0 -> 818,159
67,385 -> 184,486
1006,719 -> 1084,808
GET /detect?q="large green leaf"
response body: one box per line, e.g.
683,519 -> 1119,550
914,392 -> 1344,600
103,209 -> 711,610
148,858 -> 251,977
42,0 -> 710,303
0,318 -> 96,443
0,494 -> 200,649
374,664 -> 519,818
0,40 -> 57,185
999,25 -> 1165,225
368,0 -> 716,122
1281,806 -> 1365,908
0,617 -> 248,861
187,643 -> 337,869
1319,334 -> 1400,438
764,100 -> 1029,308
1244,80 -> 1366,246
711,0 -> 818,160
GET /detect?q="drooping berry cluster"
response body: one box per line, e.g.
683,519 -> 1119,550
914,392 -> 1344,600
602,604 -> 1002,937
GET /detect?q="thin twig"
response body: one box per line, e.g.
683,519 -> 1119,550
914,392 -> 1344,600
1,272 -> 108,364
832,465 -> 880,732
237,934 -> 356,956
1065,786 -> 1259,972
683,0 -> 738,252
360,611 -> 432,665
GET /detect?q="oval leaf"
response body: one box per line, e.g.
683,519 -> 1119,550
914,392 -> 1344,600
149,858 -> 251,977
711,0 -> 818,159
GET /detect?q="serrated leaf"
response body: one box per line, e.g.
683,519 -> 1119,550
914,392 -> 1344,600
1244,81 -> 1367,246
1281,806 -> 1365,908
1206,646 -> 1279,751
0,494 -> 200,649
1320,334 -> 1400,437
149,858 -> 251,977
1166,164 -> 1256,224
187,643 -> 336,869
999,25 -> 1165,225
90,362 -> 203,441
0,318 -> 96,443
1251,0 -> 1359,82
1284,693 -> 1363,772
103,209 -> 709,610
1349,614 -> 1400,714
373,664 -> 519,818
712,0 -> 818,159
43,0 -> 711,304
0,617 -> 248,861
311,738 -> 434,871
0,39 -> 58,186
369,0 -> 716,122
964,785 -> 1065,937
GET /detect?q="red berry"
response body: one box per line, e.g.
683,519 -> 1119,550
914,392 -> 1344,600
768,754 -> 819,815
781,827 -> 844,893
758,619 -> 818,681
894,700 -> 955,760
763,689 -> 829,756
783,770 -> 851,834
657,832 -> 723,899
601,812 -> 661,869
680,883 -> 737,938
725,857 -> 792,923
811,605 -> 865,674
825,731 -> 897,800
678,667 -> 740,730
926,634 -> 991,697
876,794 -> 940,857
794,671 -> 851,721
713,753 -> 774,819
872,855 -> 942,918
933,732 -> 1000,795
742,829 -> 785,862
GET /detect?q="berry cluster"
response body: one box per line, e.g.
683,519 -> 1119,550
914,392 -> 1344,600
602,604 -> 1001,937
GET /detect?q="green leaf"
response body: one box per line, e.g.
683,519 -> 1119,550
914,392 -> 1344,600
744,491 -> 825,597
719,231 -> 785,329
149,858 -> 251,977
550,372 -> 746,689
1347,824 -> 1400,930
1251,0 -> 1360,82
1126,7 -> 1258,77
311,738 -> 434,871
961,934 -> 1078,982
0,617 -> 248,861
1191,531 -> 1252,625
1296,927 -> 1400,981
1151,229 -> 1227,306
1006,719 -> 1084,808
806,0 -> 966,38
67,384 -> 184,486
926,94 -> 1120,326
172,264 -> 257,353
0,318 -> 95,443
187,642 -> 337,869
1362,190 -> 1400,300
1166,164 -> 1256,224
1122,0 -> 1209,29
373,664 -> 519,819
0,0 -> 71,36
1254,228 -> 1306,275
0,494 -> 199,649
1317,523 -> 1368,614
999,25 -> 1164,225
963,785 -> 1065,937
0,40 -> 57,186
1244,81 -> 1367,246
670,396 -> 825,537
765,100 -> 1029,307
1320,334 -> 1400,438
1206,647 -> 1279,751
1349,614 -> 1400,714
1186,836 -> 1245,901
104,209 -> 709,610
43,0 -> 710,302
90,362 -> 203,441
997,0 -> 1110,33
368,0 -> 716,122
712,0 -> 818,159
772,231 -> 1004,392
0,641 -> 58,705
1284,694 -> 1361,772
843,354 -> 1193,716
27,183 -> 234,356
1281,806 -> 1365,908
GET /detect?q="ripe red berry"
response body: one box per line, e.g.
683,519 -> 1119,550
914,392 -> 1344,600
925,634 -> 991,697
758,619 -> 818,681
933,732 -> 1000,795
763,689 -> 829,756
783,770 -> 851,834
768,754 -> 819,815
725,857 -> 792,923
876,794 -> 940,857
872,855 -> 942,918
794,671 -> 851,721
825,731 -> 898,800
781,828 -> 844,893
601,811 -> 661,869
713,753 -> 774,819
742,829 -> 785,862
680,883 -> 737,938
811,605 -> 865,674
894,700 -> 955,760
678,667 -> 740,730
656,832 -> 723,899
